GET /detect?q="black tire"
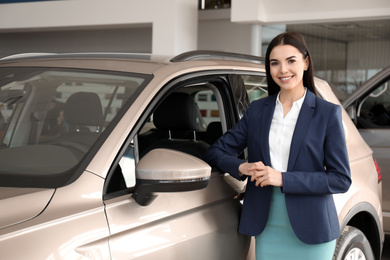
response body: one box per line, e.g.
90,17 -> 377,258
333,226 -> 374,260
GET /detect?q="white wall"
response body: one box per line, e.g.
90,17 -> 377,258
2,0 -> 389,56
0,0 -> 198,55
0,27 -> 153,58
231,0 -> 390,24
198,10 -> 252,53
0,0 -> 389,75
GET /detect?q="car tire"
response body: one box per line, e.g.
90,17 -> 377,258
333,226 -> 374,260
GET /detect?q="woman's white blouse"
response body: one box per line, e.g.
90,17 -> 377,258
269,89 -> 307,173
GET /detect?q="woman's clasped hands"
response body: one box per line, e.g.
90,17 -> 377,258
239,161 -> 283,187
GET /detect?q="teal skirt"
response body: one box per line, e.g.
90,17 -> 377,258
255,187 -> 336,260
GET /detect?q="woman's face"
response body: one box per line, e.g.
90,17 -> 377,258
269,44 -> 309,92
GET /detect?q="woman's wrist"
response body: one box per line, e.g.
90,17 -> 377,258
238,162 -> 248,176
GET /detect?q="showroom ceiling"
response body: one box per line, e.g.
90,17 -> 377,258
289,19 -> 390,42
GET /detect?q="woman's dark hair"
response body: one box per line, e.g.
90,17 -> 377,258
265,31 -> 317,96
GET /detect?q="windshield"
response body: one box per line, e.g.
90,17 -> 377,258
0,67 -> 151,188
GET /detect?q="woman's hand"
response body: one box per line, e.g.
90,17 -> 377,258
239,161 -> 283,187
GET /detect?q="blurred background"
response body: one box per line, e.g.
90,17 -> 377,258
0,0 -> 389,98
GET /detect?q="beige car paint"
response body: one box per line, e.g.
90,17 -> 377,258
0,172 -> 110,259
0,188 -> 54,229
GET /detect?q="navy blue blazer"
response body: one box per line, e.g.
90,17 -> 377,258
204,90 -> 351,244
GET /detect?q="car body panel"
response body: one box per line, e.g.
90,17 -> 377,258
0,188 -> 54,229
341,65 -> 390,234
105,173 -> 248,259
316,78 -> 384,246
0,172 -> 110,259
358,129 -> 390,230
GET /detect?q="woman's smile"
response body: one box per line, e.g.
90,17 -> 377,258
269,44 -> 308,93
279,75 -> 294,83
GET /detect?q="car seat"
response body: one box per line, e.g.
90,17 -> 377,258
139,92 -> 209,159
47,92 -> 104,158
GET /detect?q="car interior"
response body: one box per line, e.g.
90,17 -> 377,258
105,74 -> 268,197
105,83 -> 226,196
138,92 -> 214,159
43,91 -> 105,159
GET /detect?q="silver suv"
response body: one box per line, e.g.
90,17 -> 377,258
0,51 -> 383,259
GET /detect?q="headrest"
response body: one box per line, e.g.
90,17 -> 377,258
206,121 -> 223,139
64,92 -> 104,127
154,92 -> 202,131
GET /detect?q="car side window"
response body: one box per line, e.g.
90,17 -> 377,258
195,90 -> 220,125
358,79 -> 390,128
137,88 -> 221,159
105,83 -> 227,196
241,74 -> 268,103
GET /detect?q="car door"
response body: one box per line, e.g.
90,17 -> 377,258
103,73 -> 252,260
343,65 -> 390,233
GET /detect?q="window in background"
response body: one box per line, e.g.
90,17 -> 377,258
199,0 -> 231,10
261,20 -> 390,100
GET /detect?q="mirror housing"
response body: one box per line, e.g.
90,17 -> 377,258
133,149 -> 211,206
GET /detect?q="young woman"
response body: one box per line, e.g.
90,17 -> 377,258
204,31 -> 351,259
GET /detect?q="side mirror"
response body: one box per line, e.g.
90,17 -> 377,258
133,149 -> 211,206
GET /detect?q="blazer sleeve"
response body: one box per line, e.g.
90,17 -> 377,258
282,105 -> 352,195
204,105 -> 252,180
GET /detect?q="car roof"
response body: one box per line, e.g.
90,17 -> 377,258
0,50 -> 265,63
0,51 -> 266,75
0,52 -> 166,63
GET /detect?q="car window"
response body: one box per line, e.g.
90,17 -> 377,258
240,74 -> 268,102
241,75 -> 336,104
358,79 -> 390,128
105,81 -> 228,196
104,74 -> 269,198
0,68 -> 151,188
195,89 -> 220,125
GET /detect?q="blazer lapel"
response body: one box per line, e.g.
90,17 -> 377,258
260,95 -> 277,166
287,91 -> 316,171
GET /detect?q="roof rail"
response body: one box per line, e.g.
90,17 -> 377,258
171,50 -> 265,64
0,52 -> 154,62
0,53 -> 55,61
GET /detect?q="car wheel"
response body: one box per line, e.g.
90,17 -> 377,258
333,226 -> 374,260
